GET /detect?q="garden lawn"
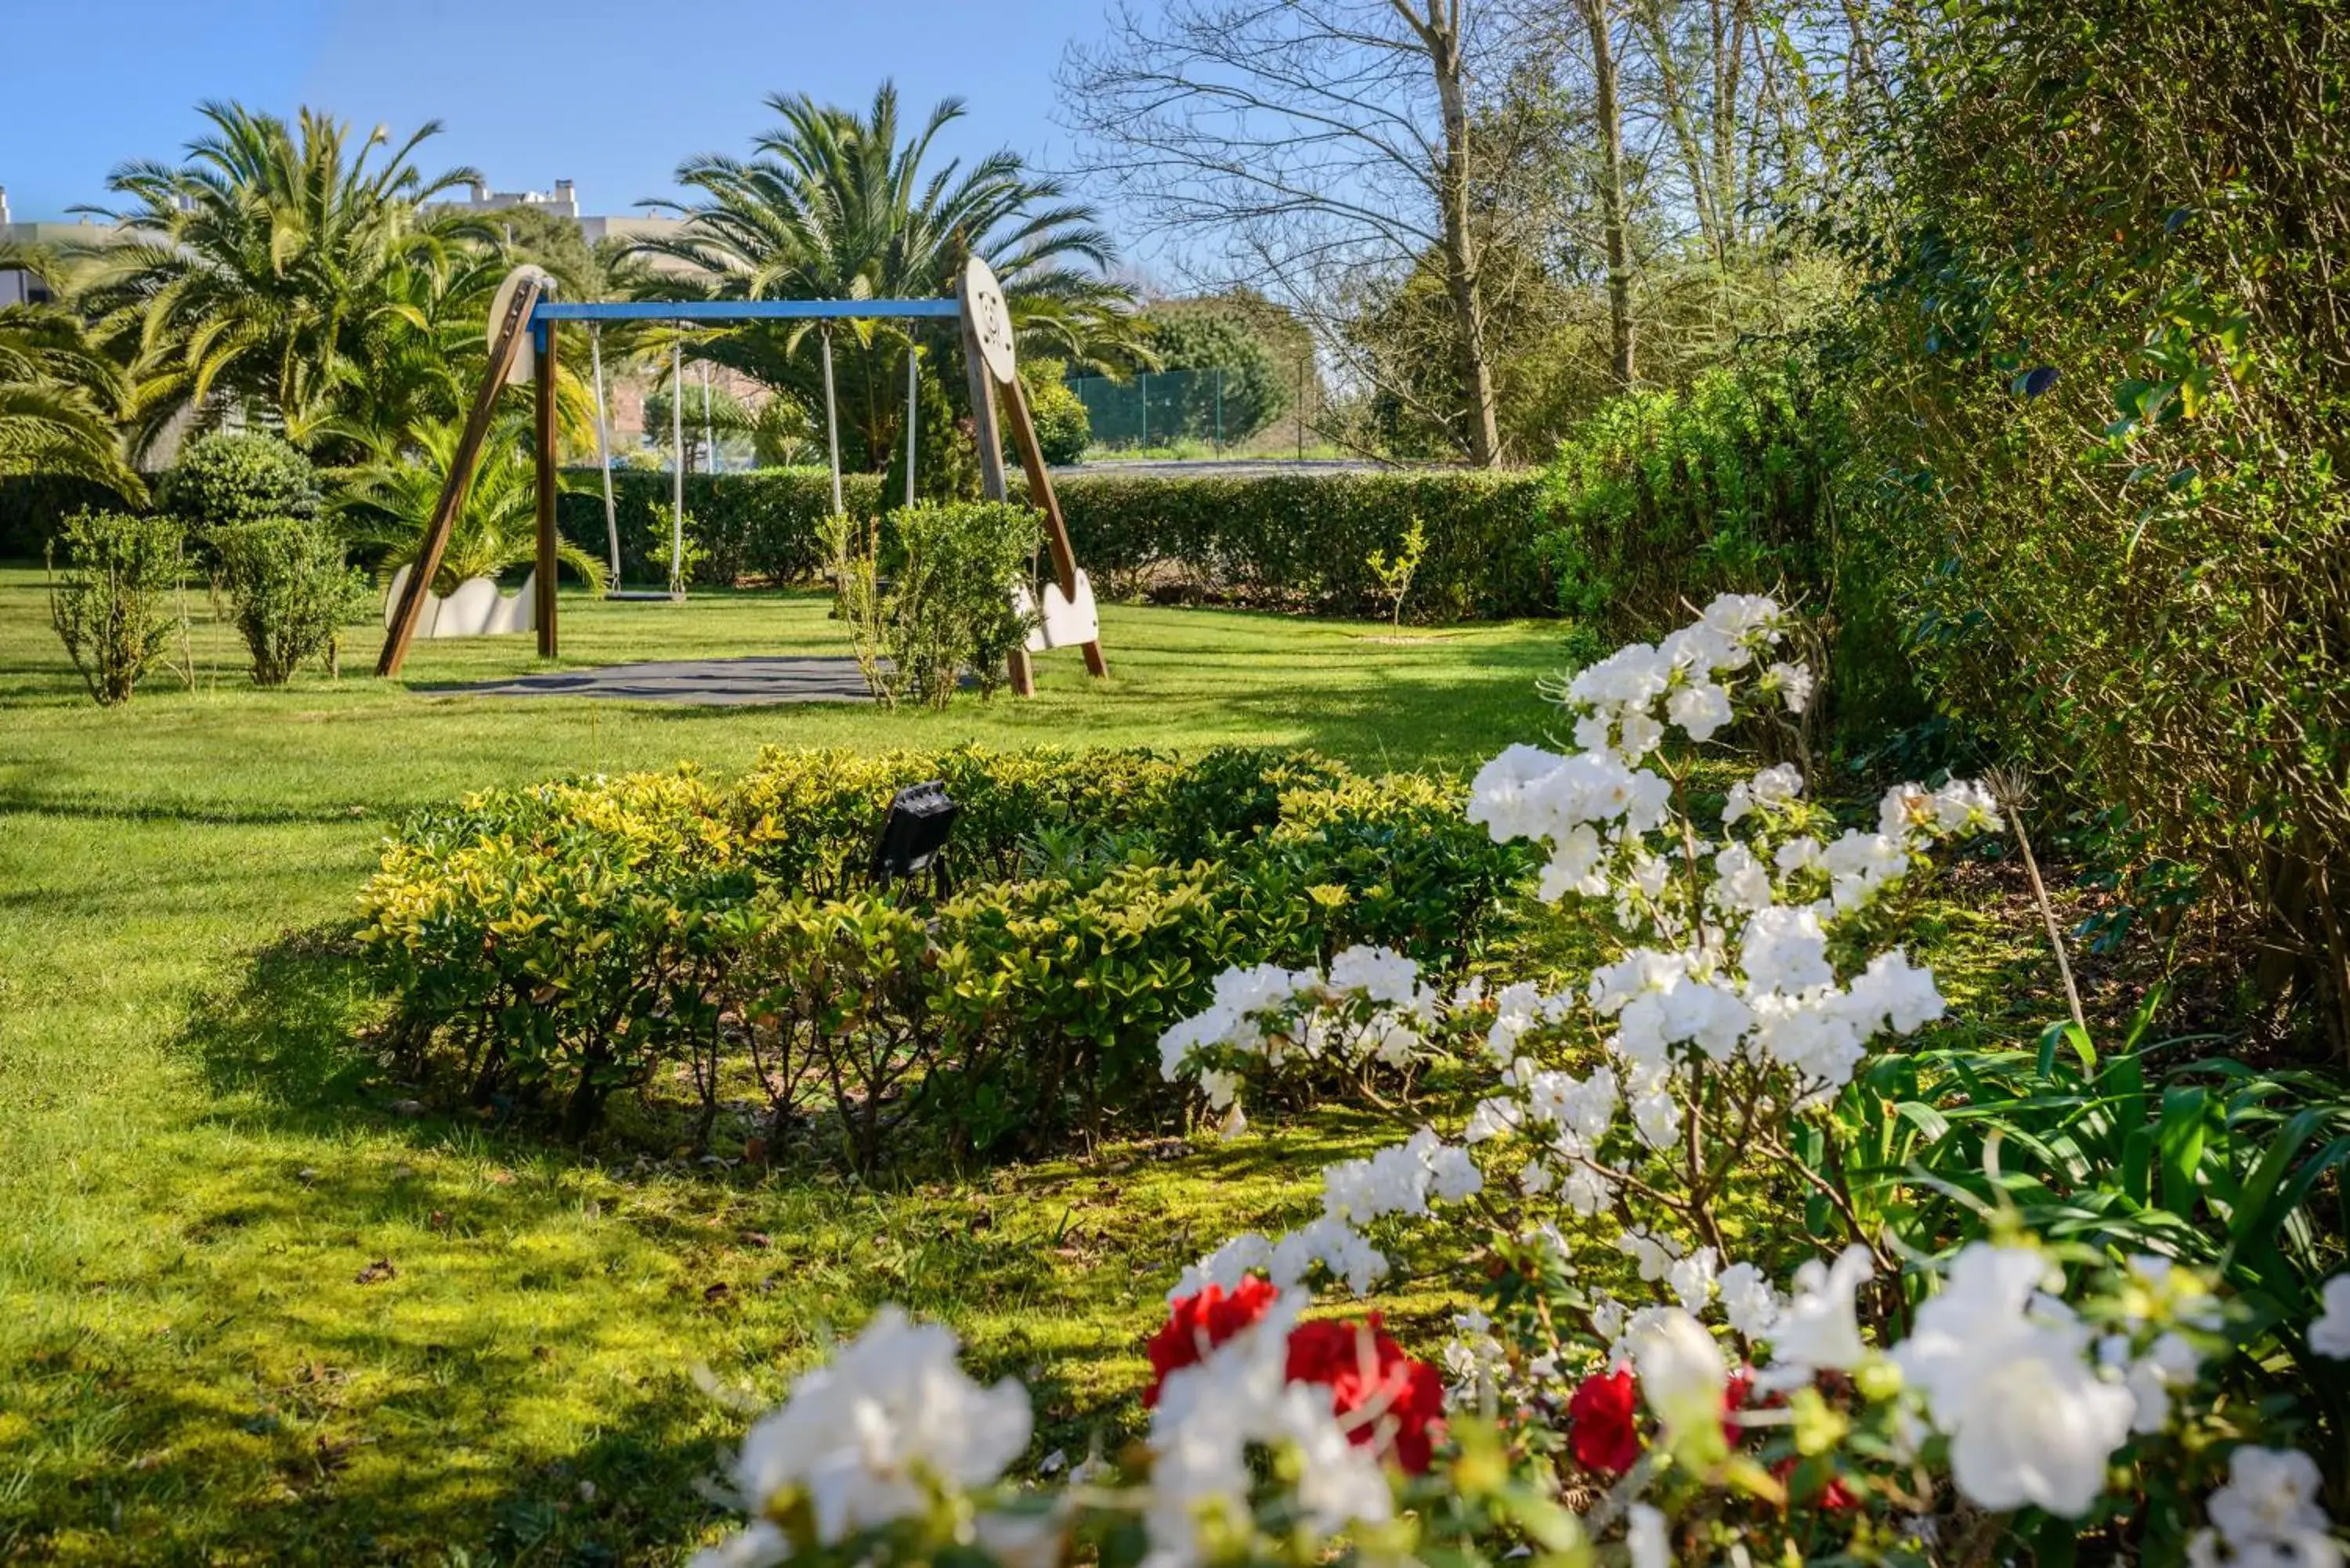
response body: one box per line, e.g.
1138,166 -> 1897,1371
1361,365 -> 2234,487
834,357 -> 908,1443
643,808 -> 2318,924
0,568 -> 1578,1564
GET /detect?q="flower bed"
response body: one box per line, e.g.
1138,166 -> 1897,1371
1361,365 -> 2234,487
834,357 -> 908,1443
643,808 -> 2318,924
685,598 -> 2348,1566
356,746 -> 1532,1163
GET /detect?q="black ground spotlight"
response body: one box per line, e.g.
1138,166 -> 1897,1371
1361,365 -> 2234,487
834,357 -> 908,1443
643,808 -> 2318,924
870,780 -> 960,894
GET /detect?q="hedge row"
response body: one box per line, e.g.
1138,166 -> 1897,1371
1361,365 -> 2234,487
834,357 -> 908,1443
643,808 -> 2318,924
0,474 -> 141,559
10,464 -> 1552,623
555,466 -> 1553,620
359,746 -> 1533,1167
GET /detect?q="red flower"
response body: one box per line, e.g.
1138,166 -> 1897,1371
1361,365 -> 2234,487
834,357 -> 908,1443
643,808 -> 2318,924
1144,1279 -> 1278,1405
1284,1315 -> 1448,1475
1723,1366 -> 1755,1448
1567,1367 -> 1641,1475
1773,1457 -> 1860,1512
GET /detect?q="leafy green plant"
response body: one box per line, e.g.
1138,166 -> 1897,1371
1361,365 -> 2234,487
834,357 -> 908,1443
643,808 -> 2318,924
159,432 -> 321,540
1842,995 -> 2350,1413
1364,516 -> 1426,628
45,510 -> 185,705
1535,359 -> 1831,634
1832,0 -> 2350,1030
212,518 -> 366,685
356,746 -> 1527,1162
339,415 -> 604,594
1022,375 -> 1091,465
555,466 -> 1555,618
828,502 -> 1043,708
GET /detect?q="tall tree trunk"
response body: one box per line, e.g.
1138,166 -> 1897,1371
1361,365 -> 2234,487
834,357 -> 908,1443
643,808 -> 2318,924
1581,0 -> 1638,387
1401,0 -> 1503,466
1712,0 -> 1746,251
1640,2 -> 1724,261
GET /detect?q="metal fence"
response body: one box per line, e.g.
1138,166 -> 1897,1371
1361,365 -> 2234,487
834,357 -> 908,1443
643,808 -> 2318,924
1070,368 -> 1241,452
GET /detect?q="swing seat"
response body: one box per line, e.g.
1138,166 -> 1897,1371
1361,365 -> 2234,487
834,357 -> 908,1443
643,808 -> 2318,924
605,589 -> 687,602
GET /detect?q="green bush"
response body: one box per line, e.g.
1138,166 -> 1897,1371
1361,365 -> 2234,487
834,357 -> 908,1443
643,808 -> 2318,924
1054,471 -> 1550,619
1535,359 -> 1834,634
357,746 -> 1531,1165
555,467 -> 870,588
829,501 -> 1043,707
1833,0 -> 2350,1019
158,432 -> 320,539
1023,378 -> 1091,465
212,518 -> 365,685
45,510 -> 185,705
556,465 -> 1550,620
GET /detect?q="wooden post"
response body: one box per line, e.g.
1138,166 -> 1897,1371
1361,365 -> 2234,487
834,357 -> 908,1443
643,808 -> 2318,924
960,299 -> 1032,696
379,275 -> 541,677
533,320 -> 559,658
1003,375 -> 1108,677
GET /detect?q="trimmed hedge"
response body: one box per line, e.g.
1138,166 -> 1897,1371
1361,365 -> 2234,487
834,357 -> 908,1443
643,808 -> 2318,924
14,461 -> 1549,621
0,474 -> 142,559
555,468 -> 872,588
359,746 -> 1534,1164
559,465 -> 1553,620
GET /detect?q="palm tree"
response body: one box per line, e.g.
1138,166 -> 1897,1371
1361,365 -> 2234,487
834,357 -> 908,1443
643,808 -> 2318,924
67,102 -> 491,462
337,414 -> 604,594
0,247 -> 143,498
632,83 -> 1144,474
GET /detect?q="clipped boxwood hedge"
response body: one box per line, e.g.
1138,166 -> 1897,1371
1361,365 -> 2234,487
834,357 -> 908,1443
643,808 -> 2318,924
559,465 -> 1552,620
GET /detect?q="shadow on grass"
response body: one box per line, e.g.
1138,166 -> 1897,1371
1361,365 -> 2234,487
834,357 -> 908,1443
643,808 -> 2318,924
183,923 -> 390,1130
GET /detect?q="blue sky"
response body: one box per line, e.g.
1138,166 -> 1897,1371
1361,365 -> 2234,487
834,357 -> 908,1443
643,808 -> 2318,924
0,0 -> 1104,223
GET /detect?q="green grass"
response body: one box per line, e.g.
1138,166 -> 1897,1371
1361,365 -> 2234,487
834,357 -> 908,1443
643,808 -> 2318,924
0,568 -> 1574,1564
0,567 -> 2076,1565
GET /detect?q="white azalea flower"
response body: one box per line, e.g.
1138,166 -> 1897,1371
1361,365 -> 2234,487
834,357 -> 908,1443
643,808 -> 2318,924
1718,1261 -> 1781,1341
1768,1244 -> 1874,1376
726,1307 -> 1031,1546
1629,1504 -> 1672,1568
1629,1308 -> 1729,1438
1893,1245 -> 2135,1517
2309,1274 -> 2350,1358
2193,1447 -> 2343,1568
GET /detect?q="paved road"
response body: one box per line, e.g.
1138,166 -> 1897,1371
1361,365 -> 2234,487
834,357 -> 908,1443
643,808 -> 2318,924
1050,457 -> 1390,479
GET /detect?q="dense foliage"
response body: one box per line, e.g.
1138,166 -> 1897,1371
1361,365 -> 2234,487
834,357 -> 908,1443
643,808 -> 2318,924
829,501 -> 1043,706
1536,359 -> 1833,634
210,517 -> 367,685
0,269 -> 143,497
339,414 -> 605,592
156,432 -> 322,540
557,467 -> 1552,620
633,84 -> 1141,477
0,471 -> 136,560
356,746 -> 1531,1162
1829,0 -> 2350,1034
44,509 -> 183,704
68,103 -> 501,461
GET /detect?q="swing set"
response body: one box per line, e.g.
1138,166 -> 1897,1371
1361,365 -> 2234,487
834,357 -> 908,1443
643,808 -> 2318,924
377,255 -> 1106,696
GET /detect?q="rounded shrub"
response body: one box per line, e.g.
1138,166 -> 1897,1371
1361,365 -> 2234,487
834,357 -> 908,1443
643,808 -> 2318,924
1024,378 -> 1091,465
158,432 -> 322,539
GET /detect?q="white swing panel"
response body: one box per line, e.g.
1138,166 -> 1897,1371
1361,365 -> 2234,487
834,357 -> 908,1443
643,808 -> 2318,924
385,565 -> 537,639
1014,569 -> 1100,653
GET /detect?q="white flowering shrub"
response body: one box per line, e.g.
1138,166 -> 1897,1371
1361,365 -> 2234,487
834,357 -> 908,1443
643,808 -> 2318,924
692,598 -> 2348,1568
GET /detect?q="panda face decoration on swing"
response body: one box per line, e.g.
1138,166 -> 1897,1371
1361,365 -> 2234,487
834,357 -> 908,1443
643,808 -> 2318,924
962,255 -> 1018,385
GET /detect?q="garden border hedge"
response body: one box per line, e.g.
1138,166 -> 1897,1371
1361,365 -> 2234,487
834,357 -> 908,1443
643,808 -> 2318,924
9,464 -> 1554,623
555,466 -> 1553,620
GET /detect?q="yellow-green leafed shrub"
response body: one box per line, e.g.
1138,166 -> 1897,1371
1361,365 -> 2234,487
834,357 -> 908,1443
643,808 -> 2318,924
359,747 -> 1531,1165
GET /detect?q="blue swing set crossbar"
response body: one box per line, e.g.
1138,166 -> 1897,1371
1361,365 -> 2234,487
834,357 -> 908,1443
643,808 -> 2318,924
532,298 -> 963,323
